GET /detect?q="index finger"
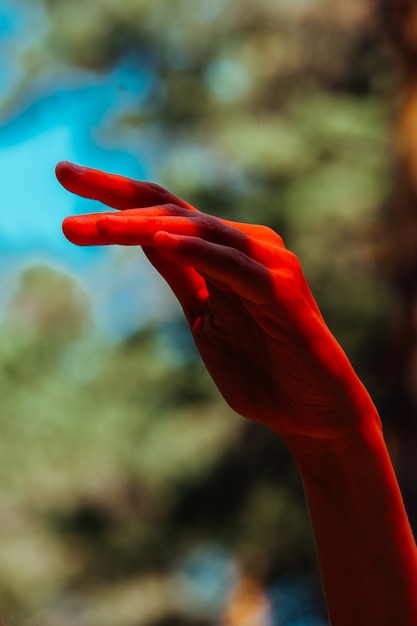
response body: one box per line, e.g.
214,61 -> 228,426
55,161 -> 197,212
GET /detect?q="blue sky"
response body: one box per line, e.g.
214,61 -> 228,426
0,71 -> 148,261
0,0 -> 176,337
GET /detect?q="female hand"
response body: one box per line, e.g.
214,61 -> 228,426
56,162 -> 380,452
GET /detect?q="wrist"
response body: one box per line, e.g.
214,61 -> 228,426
283,393 -> 384,470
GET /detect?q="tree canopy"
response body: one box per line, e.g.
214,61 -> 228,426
0,1 -> 401,624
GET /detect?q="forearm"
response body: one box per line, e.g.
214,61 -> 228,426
287,409 -> 417,626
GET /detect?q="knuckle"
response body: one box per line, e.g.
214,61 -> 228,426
165,202 -> 186,214
284,250 -> 302,272
148,182 -> 169,195
259,224 -> 285,246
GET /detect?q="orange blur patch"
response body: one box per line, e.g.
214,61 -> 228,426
219,577 -> 271,626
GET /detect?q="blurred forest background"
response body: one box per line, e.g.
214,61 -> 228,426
0,0 -> 416,624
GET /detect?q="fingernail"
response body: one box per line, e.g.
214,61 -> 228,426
63,215 -> 90,225
67,162 -> 87,173
57,161 -> 86,174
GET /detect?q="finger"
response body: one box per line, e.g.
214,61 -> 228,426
152,232 -> 274,306
55,161 -> 197,211
142,246 -> 208,326
61,205 -> 194,246
61,213 -> 224,248
95,208 -> 285,250
66,212 -> 286,271
101,206 -> 286,250
96,213 -> 254,252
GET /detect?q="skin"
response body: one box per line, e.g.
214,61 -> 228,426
56,161 -> 417,625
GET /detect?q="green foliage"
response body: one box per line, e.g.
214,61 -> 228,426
3,0 -> 397,622
0,266 -> 309,622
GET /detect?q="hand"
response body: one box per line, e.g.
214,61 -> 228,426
56,162 -> 380,450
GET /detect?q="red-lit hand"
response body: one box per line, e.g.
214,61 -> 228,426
56,162 -> 417,626
56,162 -> 378,450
